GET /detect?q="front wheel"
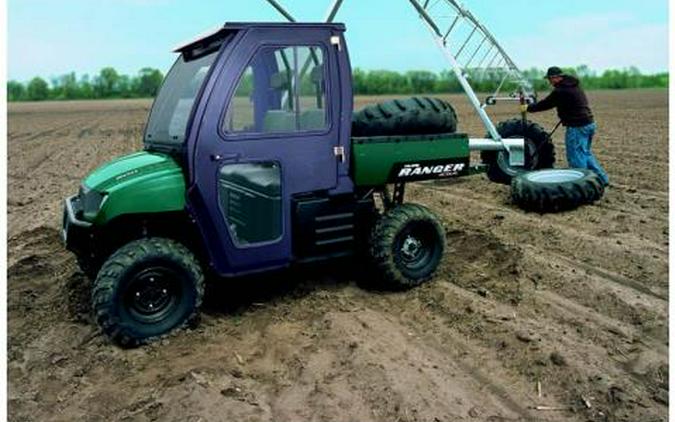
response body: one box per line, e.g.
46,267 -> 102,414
369,203 -> 445,290
92,237 -> 204,347
481,119 -> 555,184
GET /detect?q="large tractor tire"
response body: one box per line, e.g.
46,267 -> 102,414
481,119 -> 555,185
511,169 -> 605,213
369,203 -> 445,290
92,237 -> 204,347
352,97 -> 458,137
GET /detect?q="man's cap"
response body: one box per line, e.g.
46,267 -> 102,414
544,66 -> 564,79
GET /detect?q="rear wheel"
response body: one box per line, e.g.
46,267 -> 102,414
92,237 -> 204,347
369,203 -> 445,290
511,169 -> 605,213
481,119 -> 555,184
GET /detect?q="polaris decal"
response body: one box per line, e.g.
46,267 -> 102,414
389,159 -> 469,182
114,169 -> 140,181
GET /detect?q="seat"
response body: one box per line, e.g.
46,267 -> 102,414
299,109 -> 325,130
263,110 -> 296,132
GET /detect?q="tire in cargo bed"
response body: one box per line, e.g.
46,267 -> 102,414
352,97 -> 458,137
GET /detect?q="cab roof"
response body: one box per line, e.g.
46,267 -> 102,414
173,22 -> 346,53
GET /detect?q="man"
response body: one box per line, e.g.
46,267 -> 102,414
527,66 -> 609,186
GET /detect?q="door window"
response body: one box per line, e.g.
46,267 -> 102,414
218,162 -> 282,246
223,45 -> 327,134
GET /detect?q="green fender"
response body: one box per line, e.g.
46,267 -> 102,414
82,151 -> 187,225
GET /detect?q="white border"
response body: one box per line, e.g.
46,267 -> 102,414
1,0 -> 9,419
0,1 -> 673,420
668,0 -> 674,417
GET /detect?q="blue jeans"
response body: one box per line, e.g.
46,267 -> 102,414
565,122 -> 609,185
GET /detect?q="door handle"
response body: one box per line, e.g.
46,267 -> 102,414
211,153 -> 239,162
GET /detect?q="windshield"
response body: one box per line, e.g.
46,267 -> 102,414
144,51 -> 218,149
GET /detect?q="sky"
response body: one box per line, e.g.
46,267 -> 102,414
8,0 -> 670,82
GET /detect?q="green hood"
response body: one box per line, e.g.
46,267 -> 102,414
82,151 -> 187,224
84,151 -> 179,191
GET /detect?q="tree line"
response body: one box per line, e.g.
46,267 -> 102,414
353,65 -> 668,95
7,65 -> 669,102
7,67 -> 164,101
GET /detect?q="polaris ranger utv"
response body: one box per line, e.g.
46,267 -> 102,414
62,21 -> 557,346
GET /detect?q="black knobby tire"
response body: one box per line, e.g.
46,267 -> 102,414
369,203 -> 445,290
92,237 -> 204,347
511,169 -> 605,213
481,119 -> 555,184
352,97 -> 458,137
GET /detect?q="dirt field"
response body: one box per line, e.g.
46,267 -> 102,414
8,90 -> 668,422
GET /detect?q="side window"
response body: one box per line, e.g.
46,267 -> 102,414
226,67 -> 255,132
223,45 -> 327,134
297,47 -> 327,130
218,162 -> 282,245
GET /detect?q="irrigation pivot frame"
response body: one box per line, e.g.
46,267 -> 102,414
262,0 -> 528,166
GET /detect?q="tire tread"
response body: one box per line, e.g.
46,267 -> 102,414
91,237 -> 204,347
511,169 -> 605,213
352,97 -> 458,137
369,203 -> 445,290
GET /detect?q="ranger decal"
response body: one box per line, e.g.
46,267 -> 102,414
389,158 -> 469,182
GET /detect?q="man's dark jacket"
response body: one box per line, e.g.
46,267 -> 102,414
527,76 -> 594,127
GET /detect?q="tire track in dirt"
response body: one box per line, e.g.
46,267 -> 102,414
600,151 -> 667,166
10,115 -> 96,177
596,202 -> 668,223
536,290 -> 667,356
428,175 -> 668,228
440,228 -> 666,344
426,186 -> 668,262
7,121 -> 80,144
423,190 -> 668,329
24,117 -> 106,175
441,177 -> 668,233
324,309 -> 538,421
520,247 -> 668,323
541,251 -> 668,302
435,272 -> 666,366
355,285 -> 569,421
413,275 -> 666,419
410,188 -> 668,398
611,183 -> 668,199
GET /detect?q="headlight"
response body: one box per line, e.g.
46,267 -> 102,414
79,184 -> 107,218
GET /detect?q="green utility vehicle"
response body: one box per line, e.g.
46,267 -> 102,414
62,1 -> 604,346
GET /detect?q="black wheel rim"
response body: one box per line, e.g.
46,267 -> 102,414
394,222 -> 437,273
124,267 -> 182,324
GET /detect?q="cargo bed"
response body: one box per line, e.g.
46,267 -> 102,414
351,133 -> 471,186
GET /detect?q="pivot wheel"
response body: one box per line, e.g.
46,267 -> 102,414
370,203 -> 445,290
481,119 -> 555,184
92,237 -> 204,347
